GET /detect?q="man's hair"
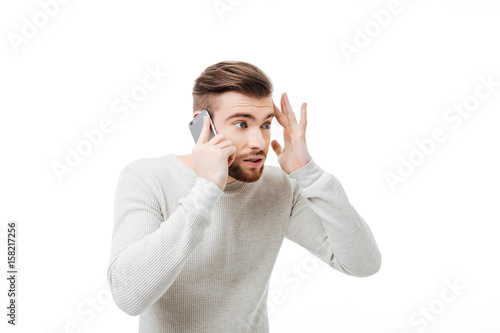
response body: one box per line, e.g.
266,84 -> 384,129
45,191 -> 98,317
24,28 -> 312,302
192,61 -> 273,121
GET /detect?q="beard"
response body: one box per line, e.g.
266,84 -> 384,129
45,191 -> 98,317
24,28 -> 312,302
228,157 -> 265,183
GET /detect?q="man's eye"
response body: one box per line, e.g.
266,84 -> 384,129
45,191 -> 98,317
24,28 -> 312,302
234,122 -> 272,129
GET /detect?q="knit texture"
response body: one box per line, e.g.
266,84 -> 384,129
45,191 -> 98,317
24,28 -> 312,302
107,153 -> 381,332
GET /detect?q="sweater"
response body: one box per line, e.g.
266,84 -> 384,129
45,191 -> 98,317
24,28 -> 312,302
106,153 -> 381,332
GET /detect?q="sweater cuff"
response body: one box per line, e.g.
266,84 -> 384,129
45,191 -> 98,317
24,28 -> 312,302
190,177 -> 224,213
287,158 -> 325,189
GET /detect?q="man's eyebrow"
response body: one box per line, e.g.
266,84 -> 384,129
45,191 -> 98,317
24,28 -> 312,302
225,112 -> 275,122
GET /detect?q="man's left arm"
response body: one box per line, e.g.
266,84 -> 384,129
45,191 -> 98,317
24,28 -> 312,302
271,93 -> 381,277
285,158 -> 382,277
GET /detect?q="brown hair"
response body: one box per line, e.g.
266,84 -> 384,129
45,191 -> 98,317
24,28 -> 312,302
192,61 -> 273,121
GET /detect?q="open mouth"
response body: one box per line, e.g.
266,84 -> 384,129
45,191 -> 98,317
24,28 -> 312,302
244,158 -> 263,167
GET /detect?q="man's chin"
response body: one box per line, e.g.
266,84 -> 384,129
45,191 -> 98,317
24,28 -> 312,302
229,159 -> 265,183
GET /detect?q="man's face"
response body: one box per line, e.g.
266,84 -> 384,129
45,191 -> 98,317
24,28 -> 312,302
194,91 -> 275,184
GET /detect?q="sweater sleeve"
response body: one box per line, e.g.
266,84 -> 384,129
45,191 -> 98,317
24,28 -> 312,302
285,158 -> 382,277
106,162 -> 223,316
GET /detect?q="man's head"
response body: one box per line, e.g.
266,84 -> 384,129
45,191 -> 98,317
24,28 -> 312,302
192,61 -> 275,183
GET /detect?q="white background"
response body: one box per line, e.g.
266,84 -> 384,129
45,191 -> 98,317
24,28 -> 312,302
1,0 -> 499,332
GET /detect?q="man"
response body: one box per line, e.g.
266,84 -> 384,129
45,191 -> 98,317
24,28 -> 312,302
107,61 -> 381,332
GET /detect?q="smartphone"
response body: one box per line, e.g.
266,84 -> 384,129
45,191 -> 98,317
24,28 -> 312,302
189,109 -> 218,143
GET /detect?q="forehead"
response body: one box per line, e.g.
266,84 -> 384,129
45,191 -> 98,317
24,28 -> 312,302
214,91 -> 274,119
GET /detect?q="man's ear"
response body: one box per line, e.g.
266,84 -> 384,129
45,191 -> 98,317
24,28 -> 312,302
193,110 -> 202,118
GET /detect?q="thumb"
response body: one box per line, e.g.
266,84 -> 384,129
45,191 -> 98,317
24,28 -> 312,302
271,140 -> 282,157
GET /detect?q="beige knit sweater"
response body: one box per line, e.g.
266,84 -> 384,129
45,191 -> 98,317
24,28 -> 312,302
107,153 -> 381,332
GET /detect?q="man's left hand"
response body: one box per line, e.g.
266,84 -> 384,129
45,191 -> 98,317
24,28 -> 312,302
271,93 -> 312,174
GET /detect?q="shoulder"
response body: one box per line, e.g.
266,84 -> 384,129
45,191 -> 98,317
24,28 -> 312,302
259,164 -> 297,196
118,154 -> 175,183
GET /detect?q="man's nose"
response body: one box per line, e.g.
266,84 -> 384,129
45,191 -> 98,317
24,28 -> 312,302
247,129 -> 267,149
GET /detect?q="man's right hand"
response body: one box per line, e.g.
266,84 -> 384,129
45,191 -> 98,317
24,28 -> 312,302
192,115 -> 236,191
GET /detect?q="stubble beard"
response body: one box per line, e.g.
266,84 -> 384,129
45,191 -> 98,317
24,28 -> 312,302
228,158 -> 265,183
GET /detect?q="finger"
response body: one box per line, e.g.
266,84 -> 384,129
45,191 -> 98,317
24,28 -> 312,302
197,115 -> 210,145
282,93 -> 298,128
228,150 -> 236,166
215,138 -> 232,149
274,101 -> 292,143
280,94 -> 285,115
300,102 -> 307,134
273,102 -> 289,127
224,146 -> 237,165
271,140 -> 282,158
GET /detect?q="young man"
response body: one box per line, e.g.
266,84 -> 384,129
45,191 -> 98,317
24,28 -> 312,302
107,61 -> 382,332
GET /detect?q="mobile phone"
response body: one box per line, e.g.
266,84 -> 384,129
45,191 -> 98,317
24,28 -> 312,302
189,109 -> 218,143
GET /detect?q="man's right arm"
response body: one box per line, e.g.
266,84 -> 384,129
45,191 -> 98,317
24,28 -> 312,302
106,162 -> 223,316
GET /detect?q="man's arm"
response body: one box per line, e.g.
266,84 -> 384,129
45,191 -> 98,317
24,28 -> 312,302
107,161 -> 223,316
285,158 -> 382,277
